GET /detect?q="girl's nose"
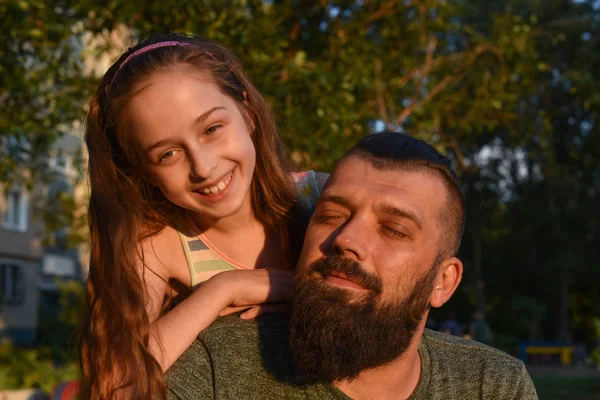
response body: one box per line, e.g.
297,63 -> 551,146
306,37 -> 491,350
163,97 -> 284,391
189,146 -> 218,179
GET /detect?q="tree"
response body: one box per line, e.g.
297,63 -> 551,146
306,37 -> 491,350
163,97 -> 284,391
2,0 -> 598,346
0,1 -> 93,188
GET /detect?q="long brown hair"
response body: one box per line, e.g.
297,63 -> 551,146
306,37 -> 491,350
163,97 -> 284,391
79,33 -> 305,399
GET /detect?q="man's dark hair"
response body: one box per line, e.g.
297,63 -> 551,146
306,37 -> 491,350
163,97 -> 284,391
342,131 -> 465,258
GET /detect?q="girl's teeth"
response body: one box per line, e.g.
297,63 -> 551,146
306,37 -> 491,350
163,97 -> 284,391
199,171 -> 233,196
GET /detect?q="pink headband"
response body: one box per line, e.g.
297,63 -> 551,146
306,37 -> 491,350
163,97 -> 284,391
111,41 -> 216,83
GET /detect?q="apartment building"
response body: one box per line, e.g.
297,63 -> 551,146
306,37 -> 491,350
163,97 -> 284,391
0,132 -> 85,346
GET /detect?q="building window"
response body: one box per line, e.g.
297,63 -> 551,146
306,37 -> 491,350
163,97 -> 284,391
2,188 -> 28,232
49,152 -> 77,178
0,264 -> 24,305
42,254 -> 76,278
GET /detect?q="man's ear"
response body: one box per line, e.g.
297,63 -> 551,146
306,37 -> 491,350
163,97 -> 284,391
430,257 -> 463,308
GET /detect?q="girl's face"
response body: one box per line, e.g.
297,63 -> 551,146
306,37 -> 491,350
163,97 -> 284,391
125,71 -> 256,224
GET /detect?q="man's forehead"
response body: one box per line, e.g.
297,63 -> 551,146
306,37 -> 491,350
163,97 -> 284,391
324,156 -> 446,215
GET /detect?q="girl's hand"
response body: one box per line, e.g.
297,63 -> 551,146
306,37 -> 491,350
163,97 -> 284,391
209,268 -> 294,318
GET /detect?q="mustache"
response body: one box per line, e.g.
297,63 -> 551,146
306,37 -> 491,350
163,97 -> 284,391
306,255 -> 382,294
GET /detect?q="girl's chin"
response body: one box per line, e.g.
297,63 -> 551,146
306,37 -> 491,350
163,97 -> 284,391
189,197 -> 250,222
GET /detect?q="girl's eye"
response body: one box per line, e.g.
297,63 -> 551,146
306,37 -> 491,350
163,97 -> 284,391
205,125 -> 222,136
160,150 -> 177,162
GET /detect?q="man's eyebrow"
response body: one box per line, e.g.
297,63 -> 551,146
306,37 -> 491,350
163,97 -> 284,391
376,203 -> 423,231
318,194 -> 352,209
144,106 -> 226,153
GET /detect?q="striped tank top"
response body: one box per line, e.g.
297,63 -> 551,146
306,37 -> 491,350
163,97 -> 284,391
179,171 -> 322,287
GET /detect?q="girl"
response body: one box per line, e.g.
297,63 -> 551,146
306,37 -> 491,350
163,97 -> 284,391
79,33 -> 326,399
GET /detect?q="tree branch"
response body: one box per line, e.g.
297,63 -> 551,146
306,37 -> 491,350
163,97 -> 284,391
394,42 -> 503,127
374,58 -> 389,123
363,0 -> 406,27
395,74 -> 455,126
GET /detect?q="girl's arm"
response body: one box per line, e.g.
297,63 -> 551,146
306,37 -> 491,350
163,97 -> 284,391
138,232 -> 293,372
149,269 -> 292,371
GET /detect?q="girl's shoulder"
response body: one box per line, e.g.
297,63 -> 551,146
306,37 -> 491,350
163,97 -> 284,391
135,226 -> 191,321
138,225 -> 190,284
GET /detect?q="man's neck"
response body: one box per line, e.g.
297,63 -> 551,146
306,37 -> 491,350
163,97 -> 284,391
333,328 -> 424,400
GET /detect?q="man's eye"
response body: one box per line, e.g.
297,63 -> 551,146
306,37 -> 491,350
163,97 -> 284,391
315,213 -> 345,223
381,225 -> 407,240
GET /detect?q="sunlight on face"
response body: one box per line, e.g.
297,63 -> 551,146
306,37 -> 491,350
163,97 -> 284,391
300,156 -> 446,302
125,71 -> 256,225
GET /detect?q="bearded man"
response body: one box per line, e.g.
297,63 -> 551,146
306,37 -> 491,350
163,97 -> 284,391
166,132 -> 538,400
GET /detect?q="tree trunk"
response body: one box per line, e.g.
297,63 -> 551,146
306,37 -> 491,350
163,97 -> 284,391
469,188 -> 486,317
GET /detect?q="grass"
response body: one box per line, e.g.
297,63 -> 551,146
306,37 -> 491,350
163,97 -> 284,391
531,371 -> 600,400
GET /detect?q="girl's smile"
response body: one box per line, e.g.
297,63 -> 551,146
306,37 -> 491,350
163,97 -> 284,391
192,167 -> 236,202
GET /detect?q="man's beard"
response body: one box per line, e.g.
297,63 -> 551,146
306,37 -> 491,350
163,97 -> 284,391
289,255 -> 438,383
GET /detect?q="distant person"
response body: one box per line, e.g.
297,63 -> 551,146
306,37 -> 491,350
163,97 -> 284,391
573,344 -> 588,368
166,132 -> 539,399
439,311 -> 462,336
470,311 -> 493,345
79,33 -> 327,399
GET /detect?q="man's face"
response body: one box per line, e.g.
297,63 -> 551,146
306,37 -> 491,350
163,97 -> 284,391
290,155 -> 449,382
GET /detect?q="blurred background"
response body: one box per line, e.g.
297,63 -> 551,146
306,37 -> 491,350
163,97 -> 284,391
0,0 -> 599,398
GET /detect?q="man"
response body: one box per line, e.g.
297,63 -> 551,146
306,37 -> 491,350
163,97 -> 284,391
166,132 -> 538,399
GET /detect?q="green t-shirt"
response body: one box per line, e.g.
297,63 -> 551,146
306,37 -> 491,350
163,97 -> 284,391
165,314 -> 537,399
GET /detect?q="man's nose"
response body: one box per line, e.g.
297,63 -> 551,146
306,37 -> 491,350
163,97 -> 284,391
331,217 -> 369,262
188,145 -> 218,179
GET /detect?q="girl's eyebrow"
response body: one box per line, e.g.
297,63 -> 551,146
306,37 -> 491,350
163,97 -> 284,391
189,106 -> 226,130
144,106 -> 226,153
